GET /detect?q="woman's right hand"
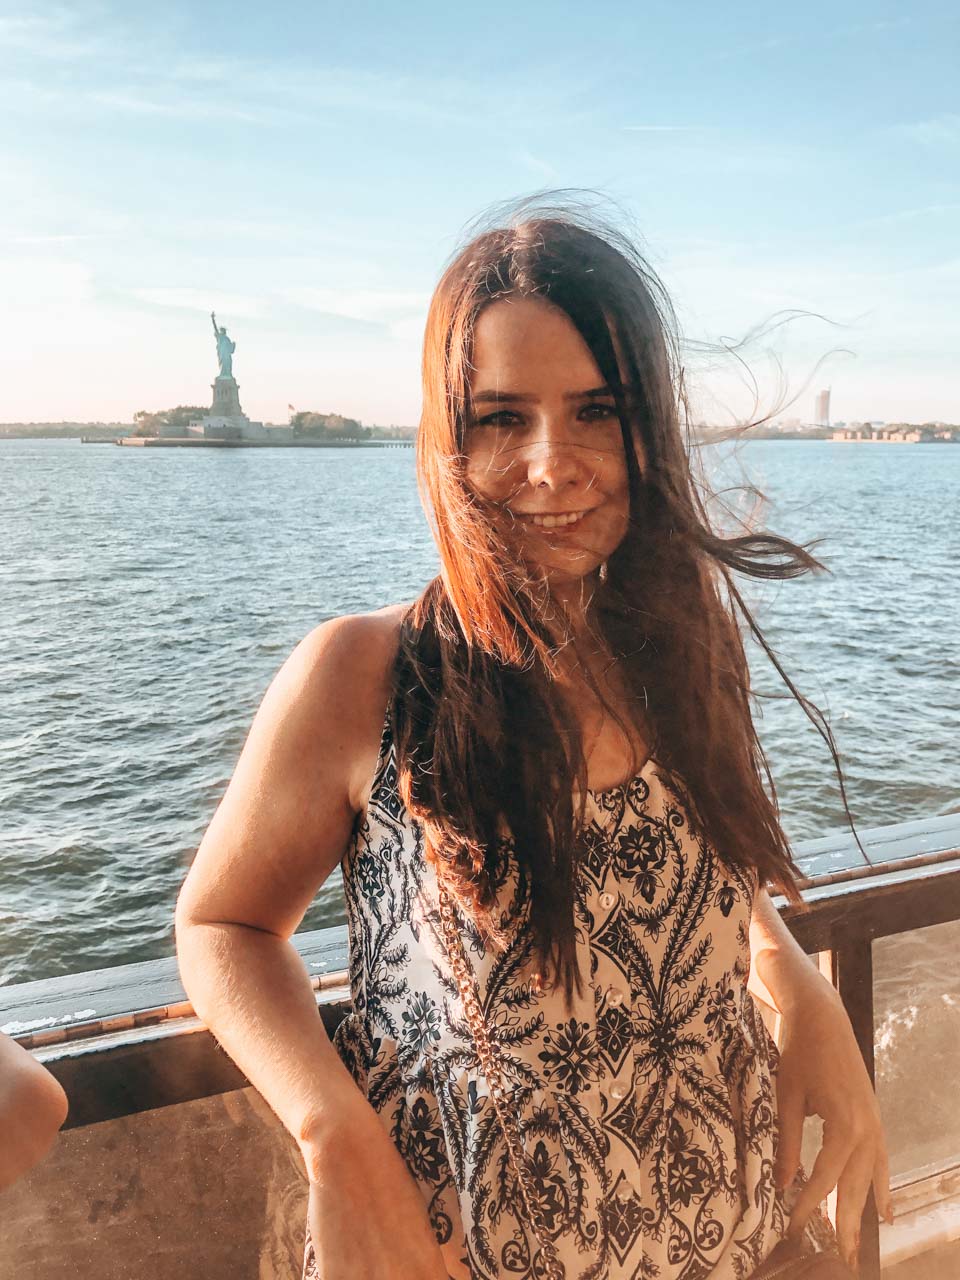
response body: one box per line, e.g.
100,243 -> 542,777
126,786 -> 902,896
301,1096 -> 451,1280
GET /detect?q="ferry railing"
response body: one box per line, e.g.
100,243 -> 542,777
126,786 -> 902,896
3,810 -> 959,1279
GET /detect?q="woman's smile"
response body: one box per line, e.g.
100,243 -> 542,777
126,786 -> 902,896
513,506 -> 597,531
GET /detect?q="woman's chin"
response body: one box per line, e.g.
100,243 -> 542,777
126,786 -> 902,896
534,554 -> 605,585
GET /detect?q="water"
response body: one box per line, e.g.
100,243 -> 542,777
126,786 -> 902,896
0,439 -> 437,985
1,437 -> 958,1180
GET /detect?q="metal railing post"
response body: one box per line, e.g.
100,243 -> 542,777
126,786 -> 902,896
827,935 -> 881,1280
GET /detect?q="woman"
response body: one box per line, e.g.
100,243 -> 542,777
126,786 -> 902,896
176,200 -> 889,1279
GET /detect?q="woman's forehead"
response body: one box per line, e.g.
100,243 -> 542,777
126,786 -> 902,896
469,297 -> 605,391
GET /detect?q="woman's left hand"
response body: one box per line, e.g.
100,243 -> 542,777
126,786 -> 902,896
774,982 -> 892,1271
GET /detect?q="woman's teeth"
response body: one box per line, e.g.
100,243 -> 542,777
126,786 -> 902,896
528,511 -> 585,529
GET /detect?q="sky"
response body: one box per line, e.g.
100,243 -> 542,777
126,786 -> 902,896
1,1 -> 957,426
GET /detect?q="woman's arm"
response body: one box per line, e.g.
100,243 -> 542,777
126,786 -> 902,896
748,885 -> 832,1022
175,612 -> 407,1160
176,611 -> 449,1279
749,887 -> 892,1271
0,1031 -> 69,1191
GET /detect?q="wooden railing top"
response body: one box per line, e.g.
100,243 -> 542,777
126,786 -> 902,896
3,809 -> 958,1046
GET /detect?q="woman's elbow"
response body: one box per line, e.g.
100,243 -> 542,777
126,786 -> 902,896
173,891 -> 230,1018
0,1058 -> 69,1191
32,1066 -> 69,1144
173,895 -> 205,986
174,873 -> 213,962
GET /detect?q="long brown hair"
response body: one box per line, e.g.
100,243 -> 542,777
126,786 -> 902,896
391,194 -> 845,1011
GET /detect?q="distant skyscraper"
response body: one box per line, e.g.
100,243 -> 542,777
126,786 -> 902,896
814,388 -> 831,428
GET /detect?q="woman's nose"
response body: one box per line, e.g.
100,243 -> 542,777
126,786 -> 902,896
523,436 -> 586,494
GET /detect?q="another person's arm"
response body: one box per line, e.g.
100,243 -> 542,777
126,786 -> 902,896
0,1031 -> 69,1191
749,886 -> 891,1272
175,611 -> 447,1280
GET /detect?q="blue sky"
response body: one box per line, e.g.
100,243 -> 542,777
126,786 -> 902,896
2,1 -> 957,425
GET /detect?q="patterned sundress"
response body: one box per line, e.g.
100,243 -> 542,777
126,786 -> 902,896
303,705 -> 794,1279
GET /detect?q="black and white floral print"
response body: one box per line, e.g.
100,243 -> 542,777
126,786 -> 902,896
303,709 -> 791,1280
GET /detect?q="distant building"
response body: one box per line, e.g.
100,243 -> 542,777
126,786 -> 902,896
814,388 -> 831,428
831,423 -> 938,443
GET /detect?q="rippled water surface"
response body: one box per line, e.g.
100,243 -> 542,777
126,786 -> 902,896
1,438 -> 957,988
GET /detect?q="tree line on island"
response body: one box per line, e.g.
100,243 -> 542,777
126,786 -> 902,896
286,410 -> 416,441
127,406 -> 416,440
132,406 -> 207,436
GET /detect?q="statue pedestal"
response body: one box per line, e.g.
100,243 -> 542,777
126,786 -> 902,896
211,377 -> 243,418
187,366 -> 268,441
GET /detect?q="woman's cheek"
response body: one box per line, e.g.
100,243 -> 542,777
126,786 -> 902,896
465,448 -> 518,502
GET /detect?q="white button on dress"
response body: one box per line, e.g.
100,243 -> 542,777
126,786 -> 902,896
609,1080 -> 630,1100
607,986 -> 625,1007
599,890 -> 616,909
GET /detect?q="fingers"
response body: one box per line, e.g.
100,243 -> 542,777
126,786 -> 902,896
834,1139 -> 876,1270
774,1070 -> 806,1190
787,1119 -> 851,1239
872,1135 -> 894,1224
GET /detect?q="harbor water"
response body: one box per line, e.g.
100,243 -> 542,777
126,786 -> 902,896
1,436 -> 957,1186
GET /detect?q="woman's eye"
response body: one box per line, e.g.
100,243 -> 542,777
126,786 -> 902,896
470,404 -> 617,428
475,410 -> 520,427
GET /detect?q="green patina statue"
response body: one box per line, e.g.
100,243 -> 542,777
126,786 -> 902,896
210,312 -> 236,380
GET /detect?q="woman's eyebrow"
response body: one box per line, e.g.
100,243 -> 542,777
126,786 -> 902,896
470,385 -> 616,405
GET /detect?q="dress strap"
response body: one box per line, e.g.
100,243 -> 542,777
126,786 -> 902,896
364,698 -> 398,817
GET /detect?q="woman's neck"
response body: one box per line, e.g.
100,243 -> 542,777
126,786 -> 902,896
542,570 -> 603,648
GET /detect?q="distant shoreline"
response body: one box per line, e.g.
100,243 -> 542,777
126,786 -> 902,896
0,425 -> 416,443
2,427 -> 957,445
696,433 -> 958,444
100,435 -> 413,450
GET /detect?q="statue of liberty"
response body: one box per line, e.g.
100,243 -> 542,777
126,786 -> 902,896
210,311 -> 236,380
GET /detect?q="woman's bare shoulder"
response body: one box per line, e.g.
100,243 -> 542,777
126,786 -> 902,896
177,603 -> 416,938
296,602 -> 409,690
293,601 -> 411,813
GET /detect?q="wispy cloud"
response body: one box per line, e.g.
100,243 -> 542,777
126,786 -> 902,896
125,283 -> 431,340
701,16 -> 911,68
88,90 -> 264,124
0,11 -> 584,133
891,114 -> 960,148
280,286 -> 429,341
0,12 -> 109,61
131,288 -> 263,318
847,203 -> 960,229
281,286 -> 428,320
0,256 -> 93,306
513,150 -> 559,179
700,34 -> 789,65
828,16 -> 913,38
622,125 -> 703,133
8,232 -> 105,245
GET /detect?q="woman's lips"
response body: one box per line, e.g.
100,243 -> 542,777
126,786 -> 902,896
514,507 -> 596,533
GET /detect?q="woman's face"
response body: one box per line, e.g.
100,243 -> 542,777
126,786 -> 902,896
463,295 -> 634,585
